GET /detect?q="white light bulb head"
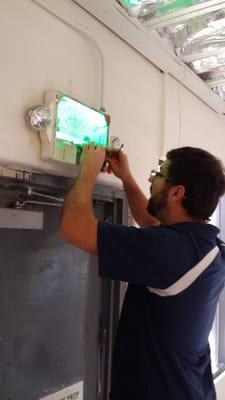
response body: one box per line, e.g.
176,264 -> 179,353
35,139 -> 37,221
26,104 -> 53,131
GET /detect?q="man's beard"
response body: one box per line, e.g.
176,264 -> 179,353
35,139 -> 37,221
147,186 -> 169,220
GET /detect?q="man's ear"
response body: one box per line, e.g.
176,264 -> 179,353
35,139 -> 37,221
168,185 -> 186,202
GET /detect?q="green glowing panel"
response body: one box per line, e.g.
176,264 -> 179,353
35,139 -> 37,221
55,95 -> 109,147
122,0 -> 142,6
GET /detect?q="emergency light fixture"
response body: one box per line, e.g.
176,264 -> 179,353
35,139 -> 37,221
26,91 -> 110,166
26,105 -> 53,131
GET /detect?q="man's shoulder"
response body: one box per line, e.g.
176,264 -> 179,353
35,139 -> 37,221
97,221 -> 188,259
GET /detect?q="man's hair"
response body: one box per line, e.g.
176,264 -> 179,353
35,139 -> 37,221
166,147 -> 225,220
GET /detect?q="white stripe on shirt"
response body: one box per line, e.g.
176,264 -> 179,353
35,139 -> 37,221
147,246 -> 219,297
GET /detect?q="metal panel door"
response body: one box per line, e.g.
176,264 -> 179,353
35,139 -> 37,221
0,203 -> 105,400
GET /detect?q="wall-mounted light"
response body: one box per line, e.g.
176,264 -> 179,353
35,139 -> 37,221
25,91 -> 111,166
26,104 -> 53,131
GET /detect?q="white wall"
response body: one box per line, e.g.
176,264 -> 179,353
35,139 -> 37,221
0,0 -> 100,177
163,74 -> 225,163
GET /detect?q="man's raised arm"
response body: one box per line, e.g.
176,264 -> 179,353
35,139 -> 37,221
106,151 -> 159,227
60,144 -> 106,255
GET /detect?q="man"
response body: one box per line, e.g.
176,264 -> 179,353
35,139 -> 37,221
60,145 -> 225,400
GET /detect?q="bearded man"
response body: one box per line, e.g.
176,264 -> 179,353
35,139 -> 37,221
61,145 -> 225,400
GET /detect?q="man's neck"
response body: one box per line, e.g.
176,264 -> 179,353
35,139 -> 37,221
159,210 -> 205,225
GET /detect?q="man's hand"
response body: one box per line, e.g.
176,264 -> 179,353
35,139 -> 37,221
106,149 -> 159,227
79,143 -> 106,182
105,150 -> 132,183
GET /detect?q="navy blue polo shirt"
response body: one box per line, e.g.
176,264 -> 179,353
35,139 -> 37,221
97,221 -> 225,400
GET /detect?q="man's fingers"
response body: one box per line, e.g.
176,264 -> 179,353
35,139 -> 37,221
82,144 -> 90,153
82,143 -> 105,151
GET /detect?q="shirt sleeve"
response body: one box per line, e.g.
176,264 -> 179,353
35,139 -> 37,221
97,221 -> 190,288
